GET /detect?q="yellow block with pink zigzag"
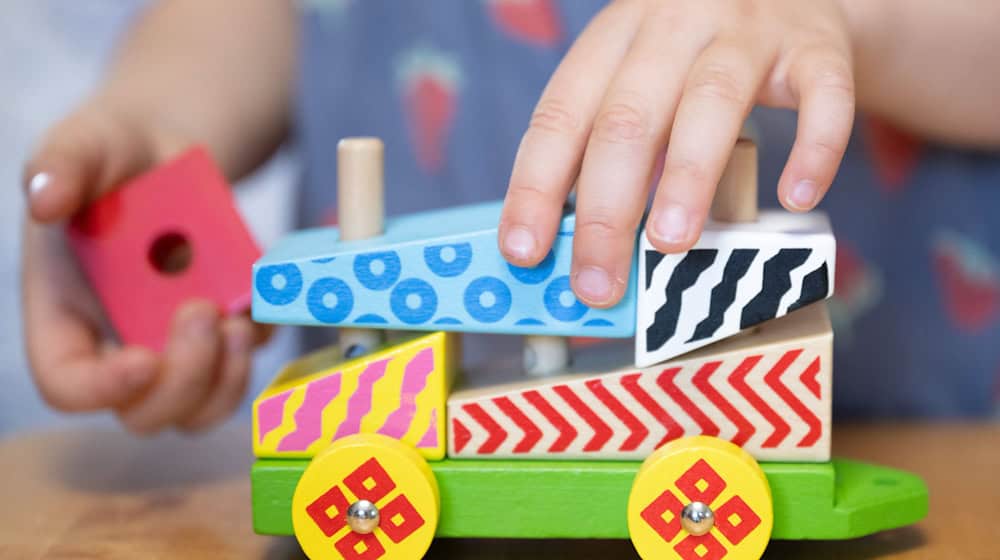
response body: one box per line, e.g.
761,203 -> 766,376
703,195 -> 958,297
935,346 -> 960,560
252,332 -> 458,460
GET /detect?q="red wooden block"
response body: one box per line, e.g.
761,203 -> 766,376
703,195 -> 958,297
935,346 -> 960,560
67,147 -> 261,351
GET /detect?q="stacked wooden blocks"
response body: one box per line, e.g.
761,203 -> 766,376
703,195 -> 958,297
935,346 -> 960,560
242,137 -> 858,560
250,138 -> 836,466
69,139 -> 930,560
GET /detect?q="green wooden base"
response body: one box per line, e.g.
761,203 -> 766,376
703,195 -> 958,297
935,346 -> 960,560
252,458 -> 927,541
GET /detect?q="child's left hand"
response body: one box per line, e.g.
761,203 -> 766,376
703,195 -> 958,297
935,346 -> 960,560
499,0 -> 856,308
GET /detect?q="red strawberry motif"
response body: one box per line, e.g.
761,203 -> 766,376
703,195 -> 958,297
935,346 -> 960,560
863,116 -> 924,194
397,47 -> 461,173
486,0 -> 563,48
932,231 -> 1000,332
322,207 -> 339,227
828,243 -> 882,339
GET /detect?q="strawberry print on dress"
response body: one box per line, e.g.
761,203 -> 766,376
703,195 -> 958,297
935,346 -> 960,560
485,0 -> 563,47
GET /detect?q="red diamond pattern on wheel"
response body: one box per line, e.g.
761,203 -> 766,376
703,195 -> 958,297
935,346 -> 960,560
673,533 -> 727,560
636,455 -> 768,558
675,459 -> 727,504
304,456 -> 428,559
639,489 -> 685,542
305,484 -> 351,537
379,493 -> 426,544
714,495 -> 762,546
343,457 -> 397,503
335,530 -> 386,560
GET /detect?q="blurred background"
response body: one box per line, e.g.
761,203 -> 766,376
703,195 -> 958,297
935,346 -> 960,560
0,1 -> 296,435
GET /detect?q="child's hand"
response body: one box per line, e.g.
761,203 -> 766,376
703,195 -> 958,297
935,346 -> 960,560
500,0 -> 855,307
22,99 -> 268,434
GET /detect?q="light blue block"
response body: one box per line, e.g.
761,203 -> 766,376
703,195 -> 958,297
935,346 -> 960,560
252,201 -> 636,337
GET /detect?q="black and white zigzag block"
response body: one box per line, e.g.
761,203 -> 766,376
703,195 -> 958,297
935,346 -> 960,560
636,211 -> 836,367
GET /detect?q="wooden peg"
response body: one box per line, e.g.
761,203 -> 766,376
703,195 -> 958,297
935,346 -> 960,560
337,138 -> 385,357
524,334 -> 570,377
711,139 -> 758,223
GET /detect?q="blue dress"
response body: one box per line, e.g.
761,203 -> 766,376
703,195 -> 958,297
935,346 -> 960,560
296,0 -> 1000,418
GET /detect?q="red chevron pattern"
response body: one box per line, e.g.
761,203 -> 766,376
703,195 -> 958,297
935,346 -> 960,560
620,372 -> 684,448
659,366 -> 720,437
765,351 -> 823,447
524,389 -> 576,452
448,342 -> 831,461
553,385 -> 612,452
494,396 -> 541,453
586,378 -> 648,451
693,361 -> 754,446
730,356 -> 790,448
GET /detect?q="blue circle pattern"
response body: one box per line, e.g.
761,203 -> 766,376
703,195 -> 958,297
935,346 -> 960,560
424,243 -> 473,277
464,276 -> 512,323
507,250 -> 555,285
255,264 -> 303,306
544,275 -> 588,322
307,277 -> 354,323
353,251 -> 401,291
390,278 -> 438,324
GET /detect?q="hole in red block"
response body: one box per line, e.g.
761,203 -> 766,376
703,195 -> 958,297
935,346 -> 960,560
148,231 -> 193,276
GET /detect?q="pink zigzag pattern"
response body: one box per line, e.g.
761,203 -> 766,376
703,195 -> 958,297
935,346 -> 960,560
276,373 -> 342,452
332,359 -> 390,440
416,409 -> 439,449
378,348 -> 435,441
257,390 -> 292,444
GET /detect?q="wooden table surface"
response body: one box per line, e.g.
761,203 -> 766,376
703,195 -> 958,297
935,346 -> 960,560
1,422 -> 997,559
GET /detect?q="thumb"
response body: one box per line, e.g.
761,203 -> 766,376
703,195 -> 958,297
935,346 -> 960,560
23,102 -> 159,223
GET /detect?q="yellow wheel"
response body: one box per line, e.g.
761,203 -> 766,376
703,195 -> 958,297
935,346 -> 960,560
627,436 -> 772,560
291,433 -> 439,560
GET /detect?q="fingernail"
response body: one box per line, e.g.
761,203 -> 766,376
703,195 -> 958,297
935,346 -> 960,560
652,204 -> 689,244
788,180 -> 819,210
503,226 -> 537,261
28,172 -> 52,200
574,266 -> 614,304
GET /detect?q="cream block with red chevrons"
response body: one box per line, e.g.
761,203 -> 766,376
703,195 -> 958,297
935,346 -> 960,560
448,302 -> 832,462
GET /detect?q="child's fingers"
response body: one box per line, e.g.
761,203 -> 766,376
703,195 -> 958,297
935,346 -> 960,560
648,38 -> 774,252
177,316 -> 254,433
570,16 -> 709,307
23,224 -> 158,411
777,45 -> 855,211
23,105 -> 157,223
500,1 -> 642,267
25,299 -> 158,412
117,300 -> 222,435
30,340 -> 158,413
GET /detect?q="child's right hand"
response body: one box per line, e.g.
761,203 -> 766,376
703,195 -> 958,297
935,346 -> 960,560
22,99 -> 267,435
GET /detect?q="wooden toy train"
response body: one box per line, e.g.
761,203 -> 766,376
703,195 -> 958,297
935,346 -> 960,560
67,138 -> 928,560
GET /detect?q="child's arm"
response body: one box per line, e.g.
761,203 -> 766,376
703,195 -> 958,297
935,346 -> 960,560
499,0 -> 1000,309
22,0 -> 295,434
846,0 -> 1000,147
